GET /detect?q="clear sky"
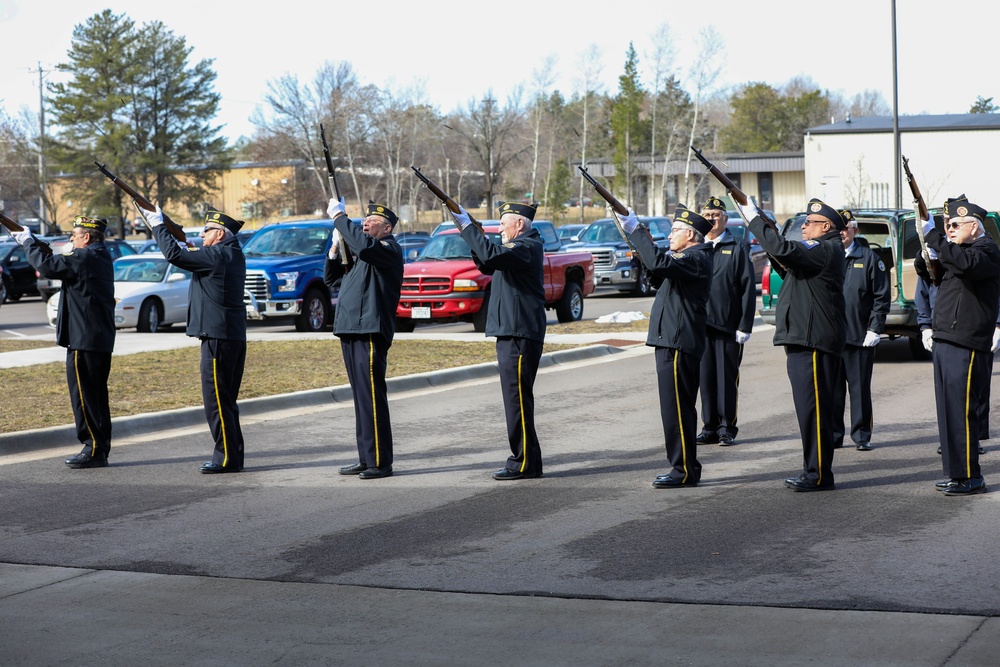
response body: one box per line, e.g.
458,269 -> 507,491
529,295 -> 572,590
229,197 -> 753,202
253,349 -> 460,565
0,0 -> 994,144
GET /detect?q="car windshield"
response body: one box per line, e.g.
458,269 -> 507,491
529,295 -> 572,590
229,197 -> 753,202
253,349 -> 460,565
577,221 -> 626,244
417,233 -> 503,260
242,226 -> 330,256
115,258 -> 169,282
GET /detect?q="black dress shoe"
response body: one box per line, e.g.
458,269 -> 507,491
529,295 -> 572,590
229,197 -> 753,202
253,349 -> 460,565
652,476 -> 697,488
696,433 -> 719,445
941,477 -> 987,496
935,479 -> 958,491
719,435 -> 735,447
338,463 -> 368,475
492,468 -> 542,480
358,466 -> 393,479
199,462 -> 242,474
856,442 -> 873,451
784,476 -> 834,492
65,453 -> 108,469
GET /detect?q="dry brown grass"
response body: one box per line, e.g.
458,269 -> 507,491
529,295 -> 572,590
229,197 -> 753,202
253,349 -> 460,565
0,338 -> 578,434
0,340 -> 57,353
548,317 -> 649,334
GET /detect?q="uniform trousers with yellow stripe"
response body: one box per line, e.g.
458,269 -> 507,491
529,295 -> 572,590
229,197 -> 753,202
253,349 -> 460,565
933,340 -> 988,480
699,328 -> 744,441
496,336 -> 543,476
200,338 -> 246,469
832,344 -> 876,447
786,345 -> 840,487
341,334 -> 393,470
66,349 -> 113,459
655,347 -> 702,484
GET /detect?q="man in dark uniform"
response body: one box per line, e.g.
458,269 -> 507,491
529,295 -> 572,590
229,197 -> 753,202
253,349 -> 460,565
450,201 -> 546,480
617,205 -> 713,488
741,198 -> 847,491
832,210 -> 890,452
696,197 -> 756,447
143,206 -> 248,474
920,197 -> 1000,495
14,216 -> 115,468
325,198 -> 404,480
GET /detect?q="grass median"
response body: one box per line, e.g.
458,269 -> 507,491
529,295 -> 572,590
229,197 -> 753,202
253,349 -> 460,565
0,336 -> 605,434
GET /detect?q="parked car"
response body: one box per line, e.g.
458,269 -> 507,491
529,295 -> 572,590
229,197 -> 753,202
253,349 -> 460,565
36,238 -> 138,301
0,265 -> 7,306
758,208 -> 1000,359
133,237 -> 205,254
0,241 -> 39,301
396,220 -> 595,332
559,217 -> 671,296
398,235 -> 431,262
556,223 -> 590,244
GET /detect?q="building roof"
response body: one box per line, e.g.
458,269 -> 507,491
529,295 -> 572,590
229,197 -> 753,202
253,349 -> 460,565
807,114 -> 1000,135
581,151 -> 804,177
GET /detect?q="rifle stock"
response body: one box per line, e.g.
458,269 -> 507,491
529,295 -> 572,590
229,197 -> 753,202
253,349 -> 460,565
319,124 -> 353,271
93,161 -> 191,246
0,212 -> 53,255
411,166 -> 484,233
902,155 -> 942,286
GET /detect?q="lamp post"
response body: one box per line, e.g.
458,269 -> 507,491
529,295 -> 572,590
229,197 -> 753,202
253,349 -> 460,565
891,0 -> 902,209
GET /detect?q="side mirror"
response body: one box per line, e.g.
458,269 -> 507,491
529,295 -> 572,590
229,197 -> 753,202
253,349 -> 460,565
407,249 -> 419,261
167,272 -> 186,282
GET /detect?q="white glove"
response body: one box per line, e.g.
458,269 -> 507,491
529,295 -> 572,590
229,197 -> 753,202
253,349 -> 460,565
992,327 -> 1000,354
616,208 -> 639,234
737,198 -> 759,222
863,330 -> 881,347
735,331 -> 751,344
175,240 -> 188,250
328,228 -> 343,260
141,205 -> 164,227
327,197 -> 346,219
926,247 -> 938,260
920,213 -> 935,236
11,228 -> 33,245
451,205 -> 472,231
922,329 -> 934,352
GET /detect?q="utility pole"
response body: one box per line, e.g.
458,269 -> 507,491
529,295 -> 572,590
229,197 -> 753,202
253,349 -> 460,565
891,0 -> 901,209
30,61 -> 49,233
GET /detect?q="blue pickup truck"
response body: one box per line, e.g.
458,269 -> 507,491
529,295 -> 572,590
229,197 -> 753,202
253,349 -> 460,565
241,219 -> 340,332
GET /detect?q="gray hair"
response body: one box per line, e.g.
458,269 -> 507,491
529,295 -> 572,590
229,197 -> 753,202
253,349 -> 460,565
674,221 -> 705,244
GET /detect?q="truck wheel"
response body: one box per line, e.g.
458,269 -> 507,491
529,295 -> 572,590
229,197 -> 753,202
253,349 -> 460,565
908,335 -> 931,361
295,288 -> 330,332
137,298 -> 162,332
632,269 -> 653,297
396,316 -> 415,333
556,282 -> 584,323
473,288 -> 490,333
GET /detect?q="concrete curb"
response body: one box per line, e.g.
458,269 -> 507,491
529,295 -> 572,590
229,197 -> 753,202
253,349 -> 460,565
0,344 -> 632,455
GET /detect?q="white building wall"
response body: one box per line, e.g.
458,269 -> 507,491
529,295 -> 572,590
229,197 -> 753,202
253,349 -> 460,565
805,130 -> 1000,209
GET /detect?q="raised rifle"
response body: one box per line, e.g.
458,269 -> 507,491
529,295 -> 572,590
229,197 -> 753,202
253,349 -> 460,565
320,123 -> 353,271
902,156 -> 943,286
577,165 -> 653,249
0,212 -> 53,255
93,161 -> 191,247
411,166 -> 484,233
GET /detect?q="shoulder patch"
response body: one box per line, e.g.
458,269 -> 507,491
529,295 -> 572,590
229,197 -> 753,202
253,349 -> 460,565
877,260 -> 886,272
801,240 -> 820,248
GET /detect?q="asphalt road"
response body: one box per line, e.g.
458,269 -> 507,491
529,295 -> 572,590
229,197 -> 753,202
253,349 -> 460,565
1,332 -> 998,664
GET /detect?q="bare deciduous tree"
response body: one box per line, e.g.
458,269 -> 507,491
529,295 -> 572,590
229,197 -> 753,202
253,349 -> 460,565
683,26 -> 724,205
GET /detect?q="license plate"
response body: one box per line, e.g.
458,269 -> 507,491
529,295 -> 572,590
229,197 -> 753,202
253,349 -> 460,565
411,306 -> 431,319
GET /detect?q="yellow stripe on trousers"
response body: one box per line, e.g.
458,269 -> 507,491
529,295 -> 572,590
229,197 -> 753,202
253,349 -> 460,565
370,335 -> 380,468
212,356 -> 229,466
965,351 -> 975,479
813,350 -> 822,486
73,351 -> 97,456
517,353 -> 527,472
674,351 -> 688,482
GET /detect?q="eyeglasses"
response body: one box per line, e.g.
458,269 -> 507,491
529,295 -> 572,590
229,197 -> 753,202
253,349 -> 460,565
945,220 -> 975,230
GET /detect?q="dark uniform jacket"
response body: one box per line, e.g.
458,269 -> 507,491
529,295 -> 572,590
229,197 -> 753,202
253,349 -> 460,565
843,241 -> 890,346
706,231 -> 756,335
461,226 -> 546,343
154,225 -> 247,341
25,239 -> 115,353
324,215 -> 403,345
925,228 -> 1000,352
630,229 -> 713,357
749,218 -> 846,355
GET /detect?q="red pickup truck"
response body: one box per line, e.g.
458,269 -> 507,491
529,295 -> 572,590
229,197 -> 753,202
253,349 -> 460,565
396,221 -> 596,332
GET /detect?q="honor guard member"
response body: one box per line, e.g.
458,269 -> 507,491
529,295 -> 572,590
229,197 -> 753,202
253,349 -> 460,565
325,198 -> 404,480
742,198 -> 847,491
618,205 -> 713,488
144,206 -> 248,473
450,201 -> 546,480
920,197 -> 1000,495
832,210 -> 890,452
14,216 -> 115,468
697,197 -> 756,447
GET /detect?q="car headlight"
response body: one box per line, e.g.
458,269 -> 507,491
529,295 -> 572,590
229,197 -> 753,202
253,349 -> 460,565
614,249 -> 633,259
275,272 -> 299,292
453,279 -> 479,291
